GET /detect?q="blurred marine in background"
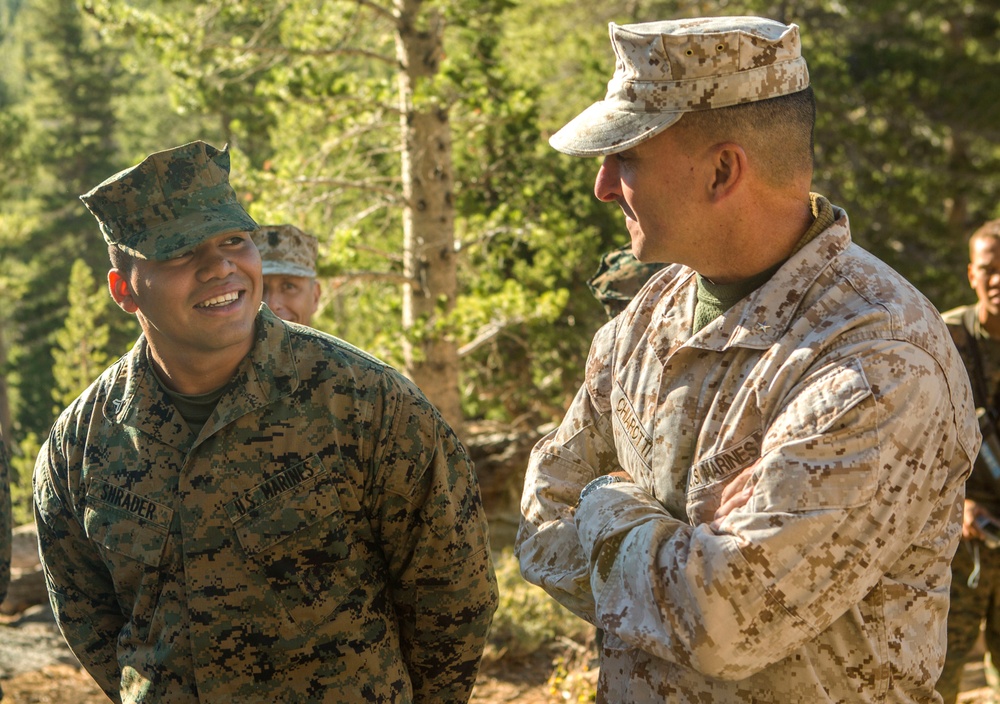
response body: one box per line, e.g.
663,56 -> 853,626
587,245 -> 666,320
938,218 -> 1000,704
252,224 -> 322,326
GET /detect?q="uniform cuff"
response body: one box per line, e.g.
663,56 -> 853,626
576,483 -> 670,562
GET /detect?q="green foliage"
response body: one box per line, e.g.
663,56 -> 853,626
51,260 -> 112,412
1,0 -> 120,442
796,0 -> 1000,308
486,547 -> 592,661
8,432 -> 39,527
3,0 -> 1000,472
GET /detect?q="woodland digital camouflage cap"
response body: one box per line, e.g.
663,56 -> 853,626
80,140 -> 259,260
588,245 -> 666,319
252,225 -> 318,278
550,17 -> 810,157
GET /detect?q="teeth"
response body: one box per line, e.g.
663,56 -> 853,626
197,292 -> 239,308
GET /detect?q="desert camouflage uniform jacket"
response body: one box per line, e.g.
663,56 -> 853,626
516,205 -> 978,703
34,307 -> 498,703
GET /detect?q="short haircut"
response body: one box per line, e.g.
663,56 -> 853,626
108,244 -> 135,275
970,219 -> 1000,258
676,86 -> 816,188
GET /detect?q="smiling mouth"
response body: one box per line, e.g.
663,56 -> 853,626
195,291 -> 240,309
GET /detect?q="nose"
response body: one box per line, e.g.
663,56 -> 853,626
594,157 -> 621,203
264,296 -> 287,318
261,283 -> 277,308
196,245 -> 236,280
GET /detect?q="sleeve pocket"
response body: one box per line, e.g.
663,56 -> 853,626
756,357 -> 879,511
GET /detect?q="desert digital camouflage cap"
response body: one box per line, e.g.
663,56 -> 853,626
252,225 -> 318,278
550,17 -> 810,157
79,140 -> 259,260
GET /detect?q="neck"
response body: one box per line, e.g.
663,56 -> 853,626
146,340 -> 252,395
703,193 -> 814,284
979,304 -> 1000,338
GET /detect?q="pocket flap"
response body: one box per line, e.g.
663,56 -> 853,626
84,481 -> 171,567
225,456 -> 345,556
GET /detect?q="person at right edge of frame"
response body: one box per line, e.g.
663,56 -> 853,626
0,425 -> 10,703
515,16 -> 980,704
937,218 -> 1000,704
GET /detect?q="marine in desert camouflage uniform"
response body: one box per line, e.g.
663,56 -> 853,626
252,224 -> 322,326
937,218 -> 1000,704
515,17 -> 978,703
33,140 -> 498,703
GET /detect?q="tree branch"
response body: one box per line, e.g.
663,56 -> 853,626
291,176 -> 404,203
352,244 -> 405,264
355,0 -> 397,23
200,43 -> 398,67
328,270 -> 416,288
458,317 -> 525,358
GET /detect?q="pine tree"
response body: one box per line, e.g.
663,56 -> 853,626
4,0 -> 123,440
50,259 -> 111,412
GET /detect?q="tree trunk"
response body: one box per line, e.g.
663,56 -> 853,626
394,0 -> 462,432
944,131 -> 969,242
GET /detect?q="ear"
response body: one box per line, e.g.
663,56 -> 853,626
108,269 -> 138,313
311,280 -> 322,306
708,143 -> 746,202
968,262 -> 977,290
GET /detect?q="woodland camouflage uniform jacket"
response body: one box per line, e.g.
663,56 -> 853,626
517,206 -> 978,703
34,307 -> 498,703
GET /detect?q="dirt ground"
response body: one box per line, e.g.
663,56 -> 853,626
0,603 -> 593,704
0,604 -> 993,704
0,655 -> 572,704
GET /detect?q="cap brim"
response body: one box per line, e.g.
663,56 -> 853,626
549,101 -> 685,157
118,205 -> 260,260
261,262 -> 316,278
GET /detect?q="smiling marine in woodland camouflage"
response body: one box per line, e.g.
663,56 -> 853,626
33,140 -> 498,703
516,16 -> 978,703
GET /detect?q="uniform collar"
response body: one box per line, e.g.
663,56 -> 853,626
103,306 -> 299,449
687,204 -> 851,351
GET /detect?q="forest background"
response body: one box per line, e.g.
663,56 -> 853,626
1,0 -> 1000,687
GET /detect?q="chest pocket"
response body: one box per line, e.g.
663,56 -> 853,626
84,481 -> 173,641
225,455 -> 364,634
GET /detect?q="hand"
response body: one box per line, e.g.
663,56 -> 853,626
963,500 -> 996,541
577,470 -> 635,506
710,460 -> 760,530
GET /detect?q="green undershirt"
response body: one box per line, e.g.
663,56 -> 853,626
693,194 -> 834,333
148,349 -> 226,437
